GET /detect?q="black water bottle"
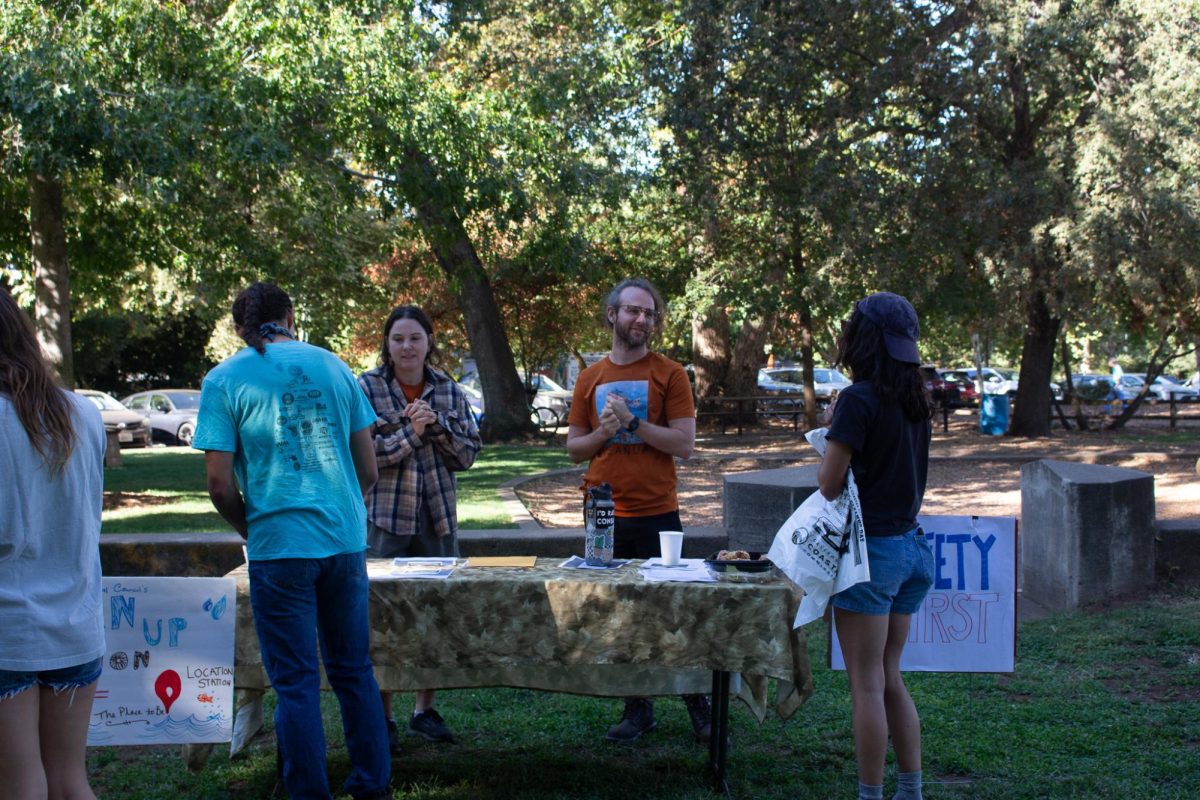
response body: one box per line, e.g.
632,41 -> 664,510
583,482 -> 615,566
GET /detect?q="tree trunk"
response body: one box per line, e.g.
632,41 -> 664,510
677,9 -> 730,409
786,226 -> 819,429
692,302 -> 731,400
728,315 -> 771,398
1008,282 -> 1059,437
399,150 -> 532,441
798,302 -> 818,430
30,173 -> 74,386
1108,330 -> 1175,430
1060,335 -> 1088,431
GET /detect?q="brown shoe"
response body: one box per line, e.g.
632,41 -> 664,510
682,694 -> 712,743
606,697 -> 657,742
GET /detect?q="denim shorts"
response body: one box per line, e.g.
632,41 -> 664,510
0,657 -> 103,701
832,528 -> 934,616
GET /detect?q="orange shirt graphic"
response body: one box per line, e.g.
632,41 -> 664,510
568,352 -> 694,517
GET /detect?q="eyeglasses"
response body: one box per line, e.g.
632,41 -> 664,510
618,304 -> 658,321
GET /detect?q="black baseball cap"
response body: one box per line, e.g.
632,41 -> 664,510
856,292 -> 921,365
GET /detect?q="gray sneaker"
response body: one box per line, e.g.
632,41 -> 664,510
406,708 -> 455,743
606,697 -> 657,742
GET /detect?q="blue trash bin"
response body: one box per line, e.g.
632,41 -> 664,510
980,393 -> 1009,435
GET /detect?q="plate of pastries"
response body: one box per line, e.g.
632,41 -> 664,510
704,550 -> 775,574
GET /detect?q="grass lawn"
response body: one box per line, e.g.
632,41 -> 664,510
101,444 -> 572,534
85,583 -> 1200,799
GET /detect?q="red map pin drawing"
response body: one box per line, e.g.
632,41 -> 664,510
154,669 -> 182,714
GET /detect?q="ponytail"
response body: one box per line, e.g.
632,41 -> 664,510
232,282 -> 293,355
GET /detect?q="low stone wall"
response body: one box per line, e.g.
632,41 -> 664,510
100,532 -> 247,578
459,527 -> 726,559
99,527 -> 728,577
1157,520 -> 1200,584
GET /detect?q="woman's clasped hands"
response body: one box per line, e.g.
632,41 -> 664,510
404,399 -> 438,436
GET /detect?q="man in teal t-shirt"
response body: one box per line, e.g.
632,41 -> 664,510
194,282 -> 390,800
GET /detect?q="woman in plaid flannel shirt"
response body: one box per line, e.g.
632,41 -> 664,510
358,305 -> 481,748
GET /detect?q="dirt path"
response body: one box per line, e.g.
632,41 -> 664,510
517,418 -> 1200,528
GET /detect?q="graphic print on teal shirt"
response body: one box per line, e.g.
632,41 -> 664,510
596,379 -> 648,445
275,363 -> 342,473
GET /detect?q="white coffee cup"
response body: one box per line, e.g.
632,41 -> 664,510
659,530 -> 684,566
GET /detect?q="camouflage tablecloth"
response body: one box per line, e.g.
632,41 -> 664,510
223,558 -> 813,753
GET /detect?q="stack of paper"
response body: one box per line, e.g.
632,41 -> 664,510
387,557 -> 458,580
559,555 -> 630,570
638,557 -> 717,583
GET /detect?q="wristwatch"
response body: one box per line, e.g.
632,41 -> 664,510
626,417 -> 640,433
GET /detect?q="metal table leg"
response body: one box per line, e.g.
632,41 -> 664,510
709,670 -> 731,794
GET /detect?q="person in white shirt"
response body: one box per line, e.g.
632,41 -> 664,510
0,287 -> 107,800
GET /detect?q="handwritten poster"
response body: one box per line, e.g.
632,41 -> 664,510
88,577 -> 236,746
831,515 -> 1017,673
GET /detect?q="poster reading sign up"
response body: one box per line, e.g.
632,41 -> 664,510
88,577 -> 236,746
832,515 -> 1017,673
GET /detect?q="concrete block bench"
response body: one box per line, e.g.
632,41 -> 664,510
723,466 -> 819,554
1020,459 -> 1156,610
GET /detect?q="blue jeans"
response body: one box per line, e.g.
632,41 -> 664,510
832,528 -> 934,616
249,550 -> 389,800
0,657 -> 102,701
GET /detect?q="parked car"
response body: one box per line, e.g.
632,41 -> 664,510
951,367 -> 1018,397
949,366 -> 1062,401
122,389 -> 201,445
75,389 -> 152,448
920,366 -> 961,407
936,369 -> 978,407
756,366 -> 851,404
1127,373 -> 1200,403
459,382 -> 485,423
458,371 -> 571,426
1066,374 -> 1136,403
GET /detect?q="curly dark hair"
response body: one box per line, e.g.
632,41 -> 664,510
378,305 -> 441,376
232,282 -> 294,355
834,307 -> 932,422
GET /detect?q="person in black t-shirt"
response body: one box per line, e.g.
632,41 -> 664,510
817,292 -> 934,800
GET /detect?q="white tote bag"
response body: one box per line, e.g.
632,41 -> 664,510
767,428 -> 870,628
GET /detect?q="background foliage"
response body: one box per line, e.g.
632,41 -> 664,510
3,0 -> 1198,436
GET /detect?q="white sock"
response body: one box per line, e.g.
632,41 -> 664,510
892,770 -> 922,800
859,782 -> 884,800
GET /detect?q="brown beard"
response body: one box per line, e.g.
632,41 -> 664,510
614,317 -> 649,349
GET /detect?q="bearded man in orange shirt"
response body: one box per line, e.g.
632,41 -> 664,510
566,277 -> 712,744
